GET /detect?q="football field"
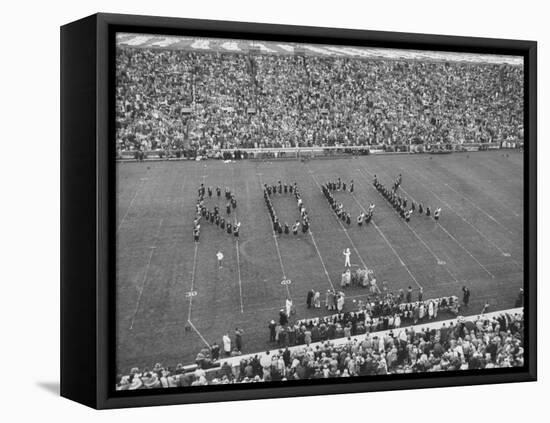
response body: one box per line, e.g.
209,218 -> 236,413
116,151 -> 524,373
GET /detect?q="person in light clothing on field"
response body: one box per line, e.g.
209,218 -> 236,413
343,248 -> 351,267
285,297 -> 293,317
336,292 -> 345,312
222,333 -> 231,356
216,251 -> 224,268
313,291 -> 321,308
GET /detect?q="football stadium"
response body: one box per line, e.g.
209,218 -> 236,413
115,34 -> 525,389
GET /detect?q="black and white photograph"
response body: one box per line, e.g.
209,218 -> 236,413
114,32 -> 528,391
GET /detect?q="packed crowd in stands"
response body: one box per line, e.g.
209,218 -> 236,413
116,310 -> 524,389
116,46 -> 524,154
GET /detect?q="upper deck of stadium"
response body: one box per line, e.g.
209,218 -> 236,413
116,33 -> 523,66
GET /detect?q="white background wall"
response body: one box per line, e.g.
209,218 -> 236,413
0,0 -> 546,420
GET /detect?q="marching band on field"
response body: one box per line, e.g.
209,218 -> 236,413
373,174 -> 441,223
193,183 -> 241,243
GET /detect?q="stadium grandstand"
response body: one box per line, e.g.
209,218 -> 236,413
116,34 -> 523,159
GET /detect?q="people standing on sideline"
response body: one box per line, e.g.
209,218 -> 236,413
515,288 -> 524,307
210,342 -> 220,361
234,328 -> 243,351
418,287 -> 423,302
406,286 -> 413,303
306,289 -> 315,309
222,333 -> 231,356
462,286 -> 471,307
268,320 -> 276,342
285,297 -> 293,317
313,291 -> 321,308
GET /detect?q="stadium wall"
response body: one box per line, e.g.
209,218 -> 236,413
116,142 -> 522,162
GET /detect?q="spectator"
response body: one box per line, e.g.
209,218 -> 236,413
222,333 -> 231,356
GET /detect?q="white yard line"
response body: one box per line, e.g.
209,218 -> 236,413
235,240 -> 244,313
425,184 -> 522,269
117,178 -> 145,234
308,229 -> 337,291
188,173 -> 207,321
355,193 -> 424,289
433,223 -> 495,278
256,173 -> 291,299
353,168 -> 459,283
306,166 -> 368,272
409,170 -> 521,270
350,190 -> 426,289
231,166 -> 245,313
444,183 -> 519,231
129,218 -> 163,330
322,167 -> 424,289
187,241 -> 200,322
187,320 -> 211,348
359,166 -> 495,279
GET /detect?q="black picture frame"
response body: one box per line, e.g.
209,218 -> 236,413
61,12 -> 537,409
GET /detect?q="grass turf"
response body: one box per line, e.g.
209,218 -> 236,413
116,151 -> 524,373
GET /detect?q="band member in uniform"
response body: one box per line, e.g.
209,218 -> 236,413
357,212 -> 364,226
193,225 -> 200,243
226,222 -> 232,234
405,209 -> 412,222
346,213 -> 351,225
208,187 -> 213,197
349,179 -> 354,193
343,248 -> 351,267
418,203 -> 423,214
278,180 -> 282,194
215,215 -> 220,226
231,196 -> 237,209
216,251 -> 224,267
233,222 -> 240,237
284,222 -> 290,234
292,220 -> 300,235
342,181 -> 346,192
226,202 -> 231,215
220,217 -> 225,229
434,207 -> 441,221
284,183 -> 288,194
411,201 -> 415,212
365,211 -> 372,224
426,206 -> 431,217
216,186 -> 221,197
